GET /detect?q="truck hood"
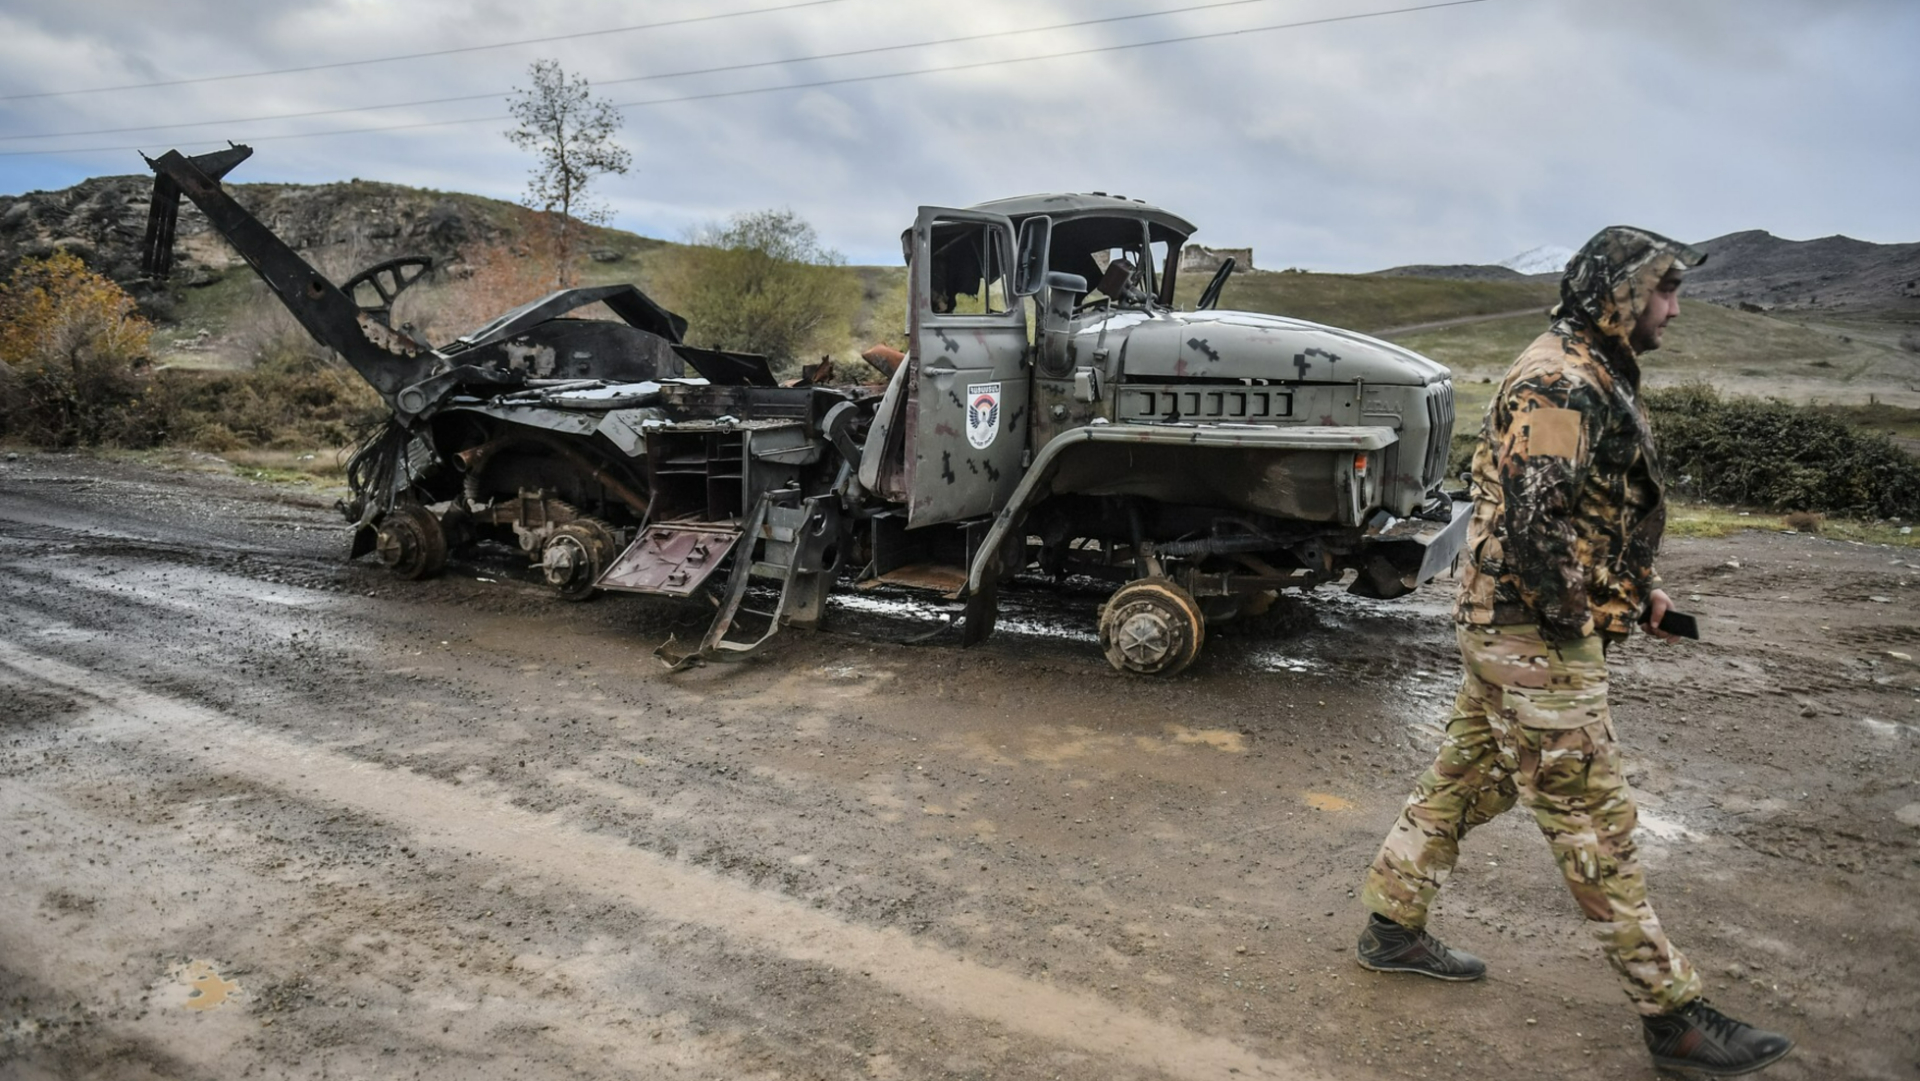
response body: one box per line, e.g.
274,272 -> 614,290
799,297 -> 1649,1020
1087,308 -> 1450,385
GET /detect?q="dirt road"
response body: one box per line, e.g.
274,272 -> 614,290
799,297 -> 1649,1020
2,451 -> 1914,1080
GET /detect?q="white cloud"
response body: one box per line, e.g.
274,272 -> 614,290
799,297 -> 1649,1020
791,90 -> 862,142
0,0 -> 1913,270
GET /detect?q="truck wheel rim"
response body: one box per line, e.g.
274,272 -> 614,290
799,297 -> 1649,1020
1099,579 -> 1204,676
373,504 -> 445,580
1114,610 -> 1176,667
375,519 -> 423,576
543,536 -> 589,590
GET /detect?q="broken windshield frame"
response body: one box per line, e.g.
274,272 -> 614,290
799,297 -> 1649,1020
1075,218 -> 1166,312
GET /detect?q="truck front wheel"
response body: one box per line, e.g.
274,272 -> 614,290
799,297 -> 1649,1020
374,503 -> 447,580
540,520 -> 616,601
1098,578 -> 1205,676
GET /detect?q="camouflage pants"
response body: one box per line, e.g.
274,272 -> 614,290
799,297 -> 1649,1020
1361,623 -> 1702,1015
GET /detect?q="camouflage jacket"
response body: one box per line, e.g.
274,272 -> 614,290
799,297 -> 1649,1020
1456,227 -> 1704,643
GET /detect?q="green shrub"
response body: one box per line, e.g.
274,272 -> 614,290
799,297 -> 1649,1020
1442,382 -> 1920,519
661,209 -> 858,374
1647,384 -> 1920,518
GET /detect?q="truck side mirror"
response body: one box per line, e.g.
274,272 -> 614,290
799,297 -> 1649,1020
1014,216 -> 1052,297
1037,272 -> 1087,378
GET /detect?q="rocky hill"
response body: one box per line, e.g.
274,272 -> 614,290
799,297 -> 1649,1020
1688,229 -> 1920,314
1371,263 -> 1533,282
1375,231 -> 1920,318
0,172 -> 658,320
6,170 -> 1916,331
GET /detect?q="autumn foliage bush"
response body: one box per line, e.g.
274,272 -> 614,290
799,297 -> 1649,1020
0,250 -> 165,446
0,250 -> 387,452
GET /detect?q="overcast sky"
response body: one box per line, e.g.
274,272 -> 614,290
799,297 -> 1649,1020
0,0 -> 1913,271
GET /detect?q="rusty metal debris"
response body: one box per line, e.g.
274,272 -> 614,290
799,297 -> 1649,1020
142,146 -> 1466,675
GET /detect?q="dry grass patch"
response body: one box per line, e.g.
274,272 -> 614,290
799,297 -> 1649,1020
1666,501 -> 1920,547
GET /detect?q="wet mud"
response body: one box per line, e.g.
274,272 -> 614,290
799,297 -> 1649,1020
1,450 -> 1915,1079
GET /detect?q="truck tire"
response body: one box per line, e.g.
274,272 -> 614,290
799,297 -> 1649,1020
541,520 -> 616,601
374,503 -> 447,580
1099,578 -> 1205,676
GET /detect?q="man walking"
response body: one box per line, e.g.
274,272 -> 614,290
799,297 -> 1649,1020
1354,226 -> 1794,1076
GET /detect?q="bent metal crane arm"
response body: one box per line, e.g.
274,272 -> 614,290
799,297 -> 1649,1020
139,144 -> 510,421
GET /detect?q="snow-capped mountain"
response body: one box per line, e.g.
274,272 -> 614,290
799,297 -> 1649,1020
1499,245 -> 1576,276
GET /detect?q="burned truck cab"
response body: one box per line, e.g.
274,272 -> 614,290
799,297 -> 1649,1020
864,194 -> 1468,675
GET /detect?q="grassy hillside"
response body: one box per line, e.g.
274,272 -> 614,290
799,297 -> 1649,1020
28,169 -> 1909,500
1172,269 -> 1556,333
155,222 -> 1920,429
1389,299 -> 1920,408
1156,267 -> 1920,430
158,224 -> 910,374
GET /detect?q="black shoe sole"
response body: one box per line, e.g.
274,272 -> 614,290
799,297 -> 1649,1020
1354,954 -> 1487,982
1651,1041 -> 1794,1077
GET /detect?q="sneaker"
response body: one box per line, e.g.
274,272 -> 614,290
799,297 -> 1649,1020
1643,999 -> 1794,1076
1355,913 -> 1487,981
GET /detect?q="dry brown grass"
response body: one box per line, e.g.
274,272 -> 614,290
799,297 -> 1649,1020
409,239 -> 564,345
1783,510 -> 1824,533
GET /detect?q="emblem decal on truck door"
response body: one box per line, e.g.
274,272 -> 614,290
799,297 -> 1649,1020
966,382 -> 1001,449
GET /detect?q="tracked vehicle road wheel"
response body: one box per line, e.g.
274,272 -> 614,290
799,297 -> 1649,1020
375,504 -> 447,580
1099,578 -> 1205,676
541,520 -> 616,601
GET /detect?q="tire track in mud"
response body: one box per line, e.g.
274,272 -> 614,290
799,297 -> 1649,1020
0,476 -> 333,555
0,640 -> 1322,1081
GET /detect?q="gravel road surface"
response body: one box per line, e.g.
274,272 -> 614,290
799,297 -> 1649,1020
2,451 -> 1915,1080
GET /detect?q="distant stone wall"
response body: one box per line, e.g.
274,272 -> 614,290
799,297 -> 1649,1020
1179,245 -> 1253,274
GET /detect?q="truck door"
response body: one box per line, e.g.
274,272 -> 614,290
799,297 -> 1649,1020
905,207 -> 1031,527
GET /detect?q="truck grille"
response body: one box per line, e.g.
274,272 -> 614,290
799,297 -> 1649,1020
1117,386 -> 1292,423
1423,381 -> 1454,487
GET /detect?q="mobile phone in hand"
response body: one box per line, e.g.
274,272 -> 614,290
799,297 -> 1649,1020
1655,609 -> 1699,639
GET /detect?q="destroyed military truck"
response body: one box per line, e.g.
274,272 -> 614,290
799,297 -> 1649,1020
141,145 -> 1467,675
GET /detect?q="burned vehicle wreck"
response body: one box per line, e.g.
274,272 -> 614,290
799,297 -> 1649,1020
142,146 -> 1466,675
140,144 -> 698,600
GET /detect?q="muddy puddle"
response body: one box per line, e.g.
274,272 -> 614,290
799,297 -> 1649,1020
828,572 -> 1462,687
439,531 -> 1461,696
168,960 -> 243,1013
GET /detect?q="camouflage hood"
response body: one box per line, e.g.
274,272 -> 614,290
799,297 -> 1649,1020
1551,226 -> 1707,362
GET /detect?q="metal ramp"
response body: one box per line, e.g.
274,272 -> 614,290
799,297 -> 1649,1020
654,492 -> 840,671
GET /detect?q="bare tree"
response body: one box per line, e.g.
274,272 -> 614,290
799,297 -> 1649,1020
505,59 -> 632,287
